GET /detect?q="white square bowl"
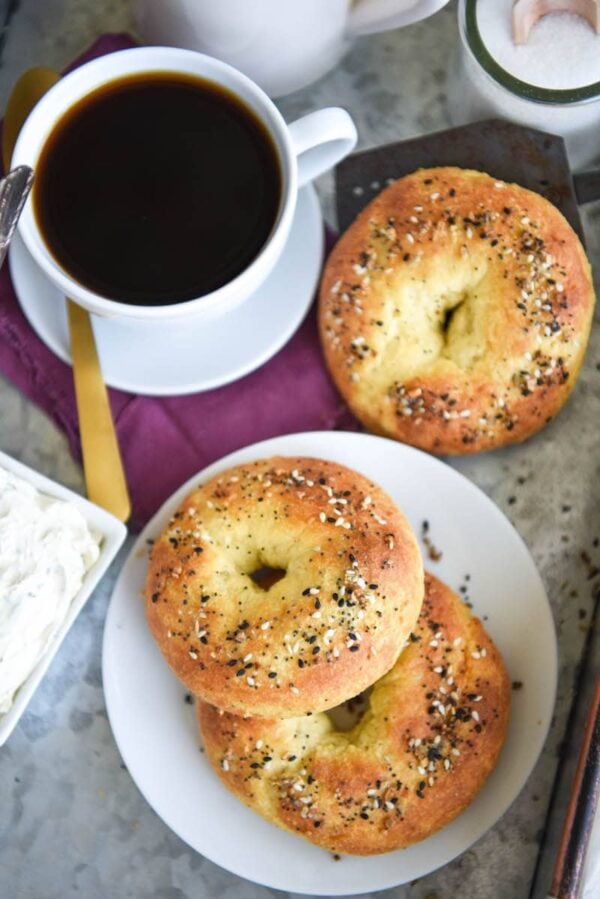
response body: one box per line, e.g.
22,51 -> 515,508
0,448 -> 127,746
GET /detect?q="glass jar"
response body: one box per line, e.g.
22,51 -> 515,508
447,0 -> 600,169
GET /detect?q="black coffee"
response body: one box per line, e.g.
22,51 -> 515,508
34,72 -> 282,305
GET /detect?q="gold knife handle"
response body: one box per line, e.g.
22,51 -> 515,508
2,67 -> 61,172
68,300 -> 131,522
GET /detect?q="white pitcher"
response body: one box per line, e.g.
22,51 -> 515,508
135,0 -> 451,97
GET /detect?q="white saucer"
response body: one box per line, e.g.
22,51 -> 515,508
103,431 -> 557,896
9,185 -> 323,396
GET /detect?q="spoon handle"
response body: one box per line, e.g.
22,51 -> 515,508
68,300 -> 131,522
0,166 -> 33,270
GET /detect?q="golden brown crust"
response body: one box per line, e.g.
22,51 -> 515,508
319,167 -> 595,454
145,456 -> 423,718
198,573 -> 510,855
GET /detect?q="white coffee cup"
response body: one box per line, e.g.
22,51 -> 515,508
135,1 -> 452,98
11,46 -> 357,321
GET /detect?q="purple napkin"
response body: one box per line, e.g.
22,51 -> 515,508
0,34 -> 357,529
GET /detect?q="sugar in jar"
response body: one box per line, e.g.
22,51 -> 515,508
447,0 -> 600,169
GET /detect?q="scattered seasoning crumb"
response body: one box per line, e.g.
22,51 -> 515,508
581,550 -> 600,581
456,574 -> 473,608
421,520 -> 442,562
512,681 -> 524,691
184,693 -> 194,705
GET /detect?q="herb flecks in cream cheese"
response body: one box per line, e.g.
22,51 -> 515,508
0,467 -> 100,714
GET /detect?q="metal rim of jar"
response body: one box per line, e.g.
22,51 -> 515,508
461,0 -> 600,105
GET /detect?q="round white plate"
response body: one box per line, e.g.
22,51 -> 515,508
102,431 -> 556,895
9,185 -> 323,396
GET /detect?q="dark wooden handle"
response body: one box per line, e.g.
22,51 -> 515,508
549,675 -> 600,899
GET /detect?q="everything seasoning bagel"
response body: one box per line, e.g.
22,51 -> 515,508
319,167 -> 595,454
198,573 -> 510,855
145,456 -> 424,718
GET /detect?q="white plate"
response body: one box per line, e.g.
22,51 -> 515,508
0,449 -> 127,746
102,431 -> 556,895
8,185 -> 323,396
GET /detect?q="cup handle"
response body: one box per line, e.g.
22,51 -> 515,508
288,108 -> 357,189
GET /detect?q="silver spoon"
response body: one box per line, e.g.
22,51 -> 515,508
0,165 -> 34,271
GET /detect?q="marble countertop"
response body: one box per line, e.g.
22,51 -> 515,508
1,1 -> 600,897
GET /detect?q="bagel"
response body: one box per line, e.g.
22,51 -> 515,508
197,573 -> 510,855
145,456 -> 423,718
319,166 -> 595,454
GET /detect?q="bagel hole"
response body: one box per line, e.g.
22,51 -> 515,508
440,299 -> 464,338
249,566 -> 287,591
326,687 -> 372,732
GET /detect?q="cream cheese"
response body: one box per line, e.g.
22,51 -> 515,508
0,466 -> 100,714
